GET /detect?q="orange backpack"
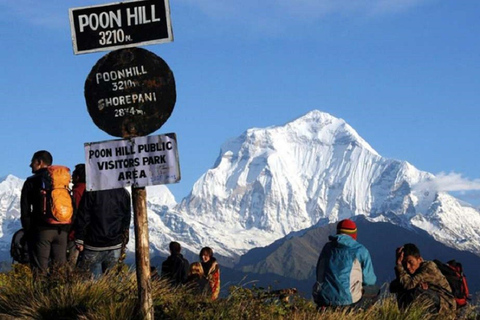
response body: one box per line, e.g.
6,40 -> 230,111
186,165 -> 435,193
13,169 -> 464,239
41,165 -> 73,224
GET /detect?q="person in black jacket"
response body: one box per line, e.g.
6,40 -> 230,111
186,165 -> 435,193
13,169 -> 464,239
74,188 -> 131,277
20,150 -> 70,276
161,241 -> 189,286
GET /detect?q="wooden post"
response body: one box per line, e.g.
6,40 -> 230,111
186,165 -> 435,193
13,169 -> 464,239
84,47 -> 176,320
132,186 -> 154,320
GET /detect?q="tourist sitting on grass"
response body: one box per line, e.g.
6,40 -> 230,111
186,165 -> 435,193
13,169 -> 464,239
199,247 -> 221,300
185,262 -> 210,296
389,243 -> 455,313
312,219 -> 379,309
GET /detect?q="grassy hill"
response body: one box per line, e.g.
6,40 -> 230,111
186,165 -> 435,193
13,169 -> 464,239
0,264 -> 478,319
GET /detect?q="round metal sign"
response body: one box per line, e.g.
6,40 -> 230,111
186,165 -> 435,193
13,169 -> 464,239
85,47 -> 176,137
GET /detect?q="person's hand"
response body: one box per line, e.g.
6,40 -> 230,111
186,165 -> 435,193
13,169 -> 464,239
76,244 -> 84,252
122,229 -> 129,245
420,282 -> 429,290
395,247 -> 404,266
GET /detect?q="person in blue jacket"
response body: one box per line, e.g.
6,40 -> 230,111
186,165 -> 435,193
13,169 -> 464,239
312,219 -> 379,308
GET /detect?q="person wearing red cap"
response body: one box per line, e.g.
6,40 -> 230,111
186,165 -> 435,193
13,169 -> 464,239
312,219 -> 378,308
336,218 -> 358,240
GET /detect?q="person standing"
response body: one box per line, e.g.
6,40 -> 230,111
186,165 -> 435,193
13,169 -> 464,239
161,241 -> 189,286
75,187 -> 131,277
20,150 -> 71,276
199,247 -> 221,300
67,164 -> 86,265
71,164 -> 86,209
312,219 -> 378,308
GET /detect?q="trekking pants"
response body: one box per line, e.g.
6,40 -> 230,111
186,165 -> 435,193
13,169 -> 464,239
28,228 -> 68,274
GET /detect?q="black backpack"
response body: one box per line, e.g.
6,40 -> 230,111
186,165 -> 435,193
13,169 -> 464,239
434,259 -> 470,308
10,229 -> 29,264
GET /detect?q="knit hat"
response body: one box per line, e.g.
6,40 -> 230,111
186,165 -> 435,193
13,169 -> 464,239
336,219 -> 357,240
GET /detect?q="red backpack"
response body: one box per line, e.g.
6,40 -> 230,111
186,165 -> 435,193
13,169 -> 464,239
434,259 -> 470,308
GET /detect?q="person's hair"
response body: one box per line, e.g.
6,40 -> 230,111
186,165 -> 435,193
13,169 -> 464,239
402,243 -> 421,258
199,247 -> 213,259
73,164 -> 86,183
169,241 -> 181,254
189,262 -> 204,277
32,150 -> 53,166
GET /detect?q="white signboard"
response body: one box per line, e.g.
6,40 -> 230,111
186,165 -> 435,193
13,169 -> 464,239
85,133 -> 180,191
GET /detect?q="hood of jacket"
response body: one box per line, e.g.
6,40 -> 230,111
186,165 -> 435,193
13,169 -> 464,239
328,234 -> 359,248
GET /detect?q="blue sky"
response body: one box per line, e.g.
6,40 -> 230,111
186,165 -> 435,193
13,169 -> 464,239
1,0 -> 479,204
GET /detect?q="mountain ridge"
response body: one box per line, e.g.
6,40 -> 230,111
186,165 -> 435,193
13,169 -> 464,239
170,110 -> 480,258
236,216 -> 480,295
0,110 -> 479,263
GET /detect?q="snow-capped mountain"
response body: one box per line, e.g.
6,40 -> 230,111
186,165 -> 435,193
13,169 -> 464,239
1,110 -> 479,262
163,110 -> 480,257
0,176 -> 23,237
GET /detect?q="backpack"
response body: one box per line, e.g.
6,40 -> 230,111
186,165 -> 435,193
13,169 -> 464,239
434,259 -> 470,308
40,165 -> 73,224
10,229 -> 29,264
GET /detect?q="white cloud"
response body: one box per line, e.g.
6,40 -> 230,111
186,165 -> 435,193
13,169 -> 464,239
413,172 -> 480,193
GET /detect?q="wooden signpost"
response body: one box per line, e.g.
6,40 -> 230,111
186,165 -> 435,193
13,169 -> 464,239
83,47 -> 177,319
71,0 -> 176,316
74,8 -> 177,315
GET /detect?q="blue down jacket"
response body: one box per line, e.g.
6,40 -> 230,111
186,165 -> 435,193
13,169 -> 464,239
312,234 -> 377,306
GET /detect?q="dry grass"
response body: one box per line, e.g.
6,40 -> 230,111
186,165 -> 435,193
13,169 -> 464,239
0,264 -> 477,320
